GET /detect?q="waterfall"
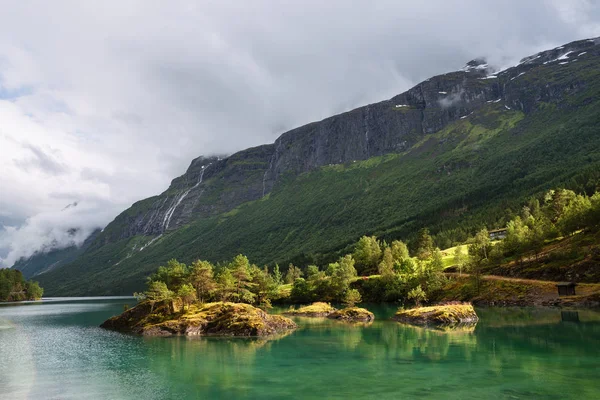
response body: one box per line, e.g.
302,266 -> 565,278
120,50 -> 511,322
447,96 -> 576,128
139,234 -> 162,252
162,164 -> 210,231
262,153 -> 275,198
363,105 -> 371,158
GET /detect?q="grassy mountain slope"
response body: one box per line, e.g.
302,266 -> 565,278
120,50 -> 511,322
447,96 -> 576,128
37,40 -> 600,295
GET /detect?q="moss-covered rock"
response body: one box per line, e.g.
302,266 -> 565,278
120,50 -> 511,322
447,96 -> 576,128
283,302 -> 336,317
100,301 -> 297,337
393,303 -> 478,326
327,307 -> 375,323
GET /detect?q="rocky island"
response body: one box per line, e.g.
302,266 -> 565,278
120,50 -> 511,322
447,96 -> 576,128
101,301 -> 297,337
328,307 -> 375,323
393,303 -> 478,327
283,302 -> 336,317
284,302 -> 375,322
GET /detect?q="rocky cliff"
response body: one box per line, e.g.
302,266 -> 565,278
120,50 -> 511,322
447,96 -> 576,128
101,37 -> 599,245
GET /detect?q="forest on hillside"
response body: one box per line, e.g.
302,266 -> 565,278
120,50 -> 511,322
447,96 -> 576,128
132,187 -> 600,308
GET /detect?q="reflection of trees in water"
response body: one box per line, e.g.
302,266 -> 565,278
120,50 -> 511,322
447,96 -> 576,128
143,332 -> 292,397
138,308 -> 600,398
377,323 -> 477,361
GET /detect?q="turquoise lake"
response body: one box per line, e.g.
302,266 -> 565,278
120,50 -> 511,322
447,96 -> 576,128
1,298 -> 599,399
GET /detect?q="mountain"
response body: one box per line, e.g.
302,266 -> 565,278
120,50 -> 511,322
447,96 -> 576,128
11,229 -> 101,279
37,37 -> 600,295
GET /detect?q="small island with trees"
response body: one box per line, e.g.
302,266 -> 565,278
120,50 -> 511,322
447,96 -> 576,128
0,269 -> 44,302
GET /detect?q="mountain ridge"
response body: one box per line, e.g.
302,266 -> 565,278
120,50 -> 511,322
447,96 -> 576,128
35,37 -> 600,295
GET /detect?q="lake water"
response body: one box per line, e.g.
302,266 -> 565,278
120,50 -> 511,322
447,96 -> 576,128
1,298 -> 599,399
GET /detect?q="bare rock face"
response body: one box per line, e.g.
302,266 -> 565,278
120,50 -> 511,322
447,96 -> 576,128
393,303 -> 478,326
100,301 -> 297,337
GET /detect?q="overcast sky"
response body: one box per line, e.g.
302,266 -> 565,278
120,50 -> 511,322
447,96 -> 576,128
1,0 -> 599,267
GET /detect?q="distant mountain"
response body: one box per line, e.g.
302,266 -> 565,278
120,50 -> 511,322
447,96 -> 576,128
38,37 -> 600,295
12,229 -> 101,279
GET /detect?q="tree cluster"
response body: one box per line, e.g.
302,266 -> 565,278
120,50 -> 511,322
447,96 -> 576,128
136,255 -> 281,311
0,269 -> 44,301
497,189 -> 600,262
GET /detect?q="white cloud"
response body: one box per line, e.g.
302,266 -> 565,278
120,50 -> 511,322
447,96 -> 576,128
0,0 -> 599,266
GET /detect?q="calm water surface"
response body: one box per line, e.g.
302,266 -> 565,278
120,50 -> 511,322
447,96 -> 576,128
1,298 -> 599,399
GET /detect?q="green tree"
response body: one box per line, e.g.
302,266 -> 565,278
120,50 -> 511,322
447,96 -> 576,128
330,255 -> 357,301
343,289 -> 362,307
250,266 -> 277,308
290,278 -> 312,303
390,240 -> 410,262
430,248 -> 444,272
395,257 -> 417,276
145,281 -> 175,312
472,229 -> 491,261
25,281 -> 43,300
416,228 -> 434,260
590,192 -> 600,229
272,263 -> 282,285
503,217 -> 530,262
215,268 -> 236,302
467,229 -> 491,293
285,264 -> 303,284
453,246 -> 467,276
149,259 -> 188,291
544,189 -> 577,222
378,247 -> 395,278
407,285 -> 427,307
558,194 -> 592,235
188,260 -> 216,303
177,283 -> 196,310
229,255 -> 255,304
352,235 -> 382,275
306,265 -> 324,281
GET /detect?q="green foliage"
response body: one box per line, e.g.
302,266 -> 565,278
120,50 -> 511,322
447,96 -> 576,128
378,247 -> 395,277
390,240 -> 410,261
353,236 -> 382,275
285,264 -> 303,284
343,289 -> 362,307
407,285 -> 427,307
177,283 -> 196,308
189,260 -> 216,303
416,228 -> 434,260
146,281 -> 174,303
453,246 -> 467,275
0,269 -> 43,301
272,264 -> 282,285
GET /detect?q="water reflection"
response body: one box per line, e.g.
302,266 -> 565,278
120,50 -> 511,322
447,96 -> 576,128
1,301 -> 599,399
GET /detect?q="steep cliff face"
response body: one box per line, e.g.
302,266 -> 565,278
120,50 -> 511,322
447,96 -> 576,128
102,37 -> 598,245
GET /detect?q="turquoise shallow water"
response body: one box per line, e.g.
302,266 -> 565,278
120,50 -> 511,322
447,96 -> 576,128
1,298 -> 599,400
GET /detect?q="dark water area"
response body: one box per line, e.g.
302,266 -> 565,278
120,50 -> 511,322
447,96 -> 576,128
1,298 -> 599,399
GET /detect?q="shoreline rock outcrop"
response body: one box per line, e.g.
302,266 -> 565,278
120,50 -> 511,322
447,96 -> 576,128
327,307 -> 375,323
393,303 -> 478,327
100,301 -> 297,337
283,302 -> 336,317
